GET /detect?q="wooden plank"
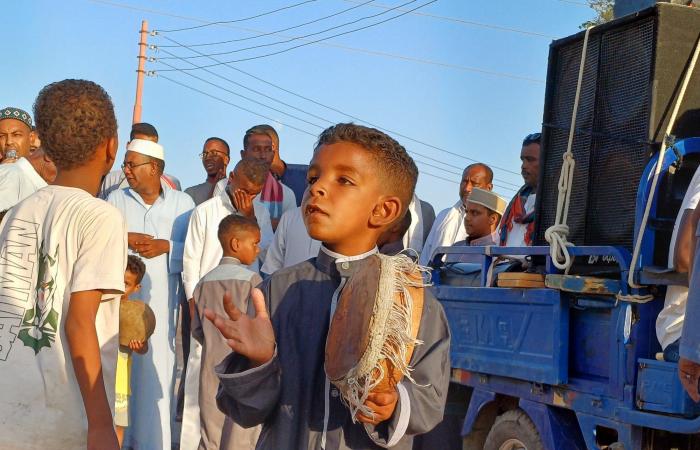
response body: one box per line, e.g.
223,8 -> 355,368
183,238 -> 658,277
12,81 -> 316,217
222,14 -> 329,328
497,279 -> 546,288
497,272 -> 545,282
545,274 -> 620,295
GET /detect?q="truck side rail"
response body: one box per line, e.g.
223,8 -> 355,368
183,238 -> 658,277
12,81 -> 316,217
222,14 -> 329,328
430,245 -> 638,295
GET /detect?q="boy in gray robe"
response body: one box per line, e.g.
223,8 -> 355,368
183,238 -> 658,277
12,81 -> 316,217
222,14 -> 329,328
191,214 -> 264,450
205,123 -> 451,449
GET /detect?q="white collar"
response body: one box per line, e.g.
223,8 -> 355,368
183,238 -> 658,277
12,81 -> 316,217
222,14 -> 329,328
320,245 -> 378,263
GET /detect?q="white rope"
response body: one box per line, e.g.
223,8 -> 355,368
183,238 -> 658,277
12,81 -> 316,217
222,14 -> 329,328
545,27 -> 592,271
624,35 -> 700,293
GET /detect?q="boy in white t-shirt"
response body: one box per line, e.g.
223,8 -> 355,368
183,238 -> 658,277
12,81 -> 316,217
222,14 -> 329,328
0,79 -> 127,450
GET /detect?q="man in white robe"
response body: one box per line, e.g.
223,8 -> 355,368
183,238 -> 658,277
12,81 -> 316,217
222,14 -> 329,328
107,139 -> 194,450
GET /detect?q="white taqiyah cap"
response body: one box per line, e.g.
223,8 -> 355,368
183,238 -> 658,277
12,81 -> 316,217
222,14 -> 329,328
127,139 -> 164,160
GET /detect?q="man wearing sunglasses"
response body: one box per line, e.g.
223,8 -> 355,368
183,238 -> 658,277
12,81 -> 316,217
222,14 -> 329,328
185,137 -> 231,206
499,132 -> 541,248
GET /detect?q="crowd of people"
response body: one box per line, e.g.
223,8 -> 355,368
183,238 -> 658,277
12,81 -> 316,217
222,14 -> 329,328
0,77 -> 561,450
4,75 -> 700,449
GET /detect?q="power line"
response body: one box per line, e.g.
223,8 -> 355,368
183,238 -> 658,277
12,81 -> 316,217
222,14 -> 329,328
156,0 -> 318,33
412,156 -> 518,191
156,73 -> 318,136
156,0 -> 421,60
155,73 -> 488,189
155,59 -> 326,128
342,0 -> 556,38
155,55 -> 522,189
88,0 -> 546,82
154,34 -> 524,179
157,0 -> 378,48
154,0 -> 438,69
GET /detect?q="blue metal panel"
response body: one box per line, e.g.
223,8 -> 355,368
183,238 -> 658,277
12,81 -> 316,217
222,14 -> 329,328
461,388 -> 496,437
634,138 -> 700,278
575,413 -> 643,450
519,399 -> 587,450
437,286 -> 569,385
636,358 -> 700,416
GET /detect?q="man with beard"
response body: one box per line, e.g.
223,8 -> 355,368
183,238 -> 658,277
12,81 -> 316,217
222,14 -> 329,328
185,137 -> 230,206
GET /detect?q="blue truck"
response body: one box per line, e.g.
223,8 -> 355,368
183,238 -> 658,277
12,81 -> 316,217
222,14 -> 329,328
429,137 -> 700,450
424,4 -> 700,449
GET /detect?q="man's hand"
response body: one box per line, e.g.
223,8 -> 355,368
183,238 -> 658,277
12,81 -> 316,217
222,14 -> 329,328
204,288 -> 275,367
679,357 -> 700,402
233,189 -> 255,218
128,339 -> 148,355
356,390 -> 399,426
87,424 -> 119,450
127,232 -> 153,250
133,238 -> 170,259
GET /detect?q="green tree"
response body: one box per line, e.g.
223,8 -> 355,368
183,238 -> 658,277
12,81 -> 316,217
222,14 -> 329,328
581,0 -> 615,28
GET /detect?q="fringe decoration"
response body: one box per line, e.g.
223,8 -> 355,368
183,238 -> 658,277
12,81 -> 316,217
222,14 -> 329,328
333,252 -> 431,421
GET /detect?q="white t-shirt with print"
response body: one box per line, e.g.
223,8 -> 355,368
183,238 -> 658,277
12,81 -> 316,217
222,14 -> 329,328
0,185 -> 127,450
656,167 -> 700,349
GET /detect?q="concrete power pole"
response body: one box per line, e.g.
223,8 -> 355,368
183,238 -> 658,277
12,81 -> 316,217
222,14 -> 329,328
132,20 -> 148,125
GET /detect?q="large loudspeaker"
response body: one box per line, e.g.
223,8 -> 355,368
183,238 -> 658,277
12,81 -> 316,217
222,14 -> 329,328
534,4 -> 700,253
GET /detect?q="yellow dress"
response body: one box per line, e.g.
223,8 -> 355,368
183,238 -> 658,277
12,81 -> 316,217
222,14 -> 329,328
114,346 -> 132,427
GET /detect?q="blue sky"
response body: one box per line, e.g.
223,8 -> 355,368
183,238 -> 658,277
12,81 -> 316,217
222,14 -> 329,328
5,0 -> 594,212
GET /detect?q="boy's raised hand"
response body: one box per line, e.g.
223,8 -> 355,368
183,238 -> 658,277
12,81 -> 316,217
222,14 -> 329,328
204,288 -> 275,367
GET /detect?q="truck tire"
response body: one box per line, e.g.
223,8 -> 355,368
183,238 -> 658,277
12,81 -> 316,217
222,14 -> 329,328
483,409 -> 545,450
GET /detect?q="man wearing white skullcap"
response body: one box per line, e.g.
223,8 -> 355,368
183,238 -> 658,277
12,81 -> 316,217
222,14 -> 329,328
107,138 -> 195,450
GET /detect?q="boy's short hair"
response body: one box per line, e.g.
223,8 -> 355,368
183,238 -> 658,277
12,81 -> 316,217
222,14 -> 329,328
205,136 -> 230,155
130,122 -> 158,141
33,79 -> 117,171
235,158 -> 270,186
218,214 -> 260,246
126,254 -> 146,284
243,125 -> 276,149
315,123 -> 418,210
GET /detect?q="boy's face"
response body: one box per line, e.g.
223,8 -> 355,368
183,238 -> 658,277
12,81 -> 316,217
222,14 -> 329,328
122,270 -> 141,300
464,202 -> 496,239
233,229 -> 261,265
302,142 -> 401,255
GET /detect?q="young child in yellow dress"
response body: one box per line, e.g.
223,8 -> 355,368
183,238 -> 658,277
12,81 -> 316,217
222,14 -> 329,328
115,255 -> 149,446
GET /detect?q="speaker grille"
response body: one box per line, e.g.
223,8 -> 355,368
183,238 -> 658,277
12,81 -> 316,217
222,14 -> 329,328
536,16 -> 656,250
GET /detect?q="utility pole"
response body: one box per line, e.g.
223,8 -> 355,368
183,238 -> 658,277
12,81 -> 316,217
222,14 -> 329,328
132,20 -> 148,125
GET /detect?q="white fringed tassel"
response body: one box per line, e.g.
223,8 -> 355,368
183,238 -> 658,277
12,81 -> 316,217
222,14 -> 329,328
334,253 -> 430,421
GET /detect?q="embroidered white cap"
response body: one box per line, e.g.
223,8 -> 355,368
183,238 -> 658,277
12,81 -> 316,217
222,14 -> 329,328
127,139 -> 164,161
468,187 -> 507,216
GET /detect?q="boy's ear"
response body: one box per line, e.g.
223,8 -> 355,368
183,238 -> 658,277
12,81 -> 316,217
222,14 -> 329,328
230,236 -> 240,252
369,195 -> 402,228
135,282 -> 142,292
106,135 -> 118,164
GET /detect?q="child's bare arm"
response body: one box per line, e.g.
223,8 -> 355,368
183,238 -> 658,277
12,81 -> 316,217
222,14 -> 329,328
65,290 -> 119,450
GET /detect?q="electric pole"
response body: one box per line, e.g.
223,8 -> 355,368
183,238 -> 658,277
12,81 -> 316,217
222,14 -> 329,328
132,20 -> 148,125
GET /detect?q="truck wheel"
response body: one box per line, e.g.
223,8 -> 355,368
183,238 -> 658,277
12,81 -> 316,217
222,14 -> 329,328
483,409 -> 545,450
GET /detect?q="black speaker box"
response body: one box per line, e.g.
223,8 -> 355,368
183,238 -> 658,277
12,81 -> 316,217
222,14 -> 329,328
534,4 -> 700,258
